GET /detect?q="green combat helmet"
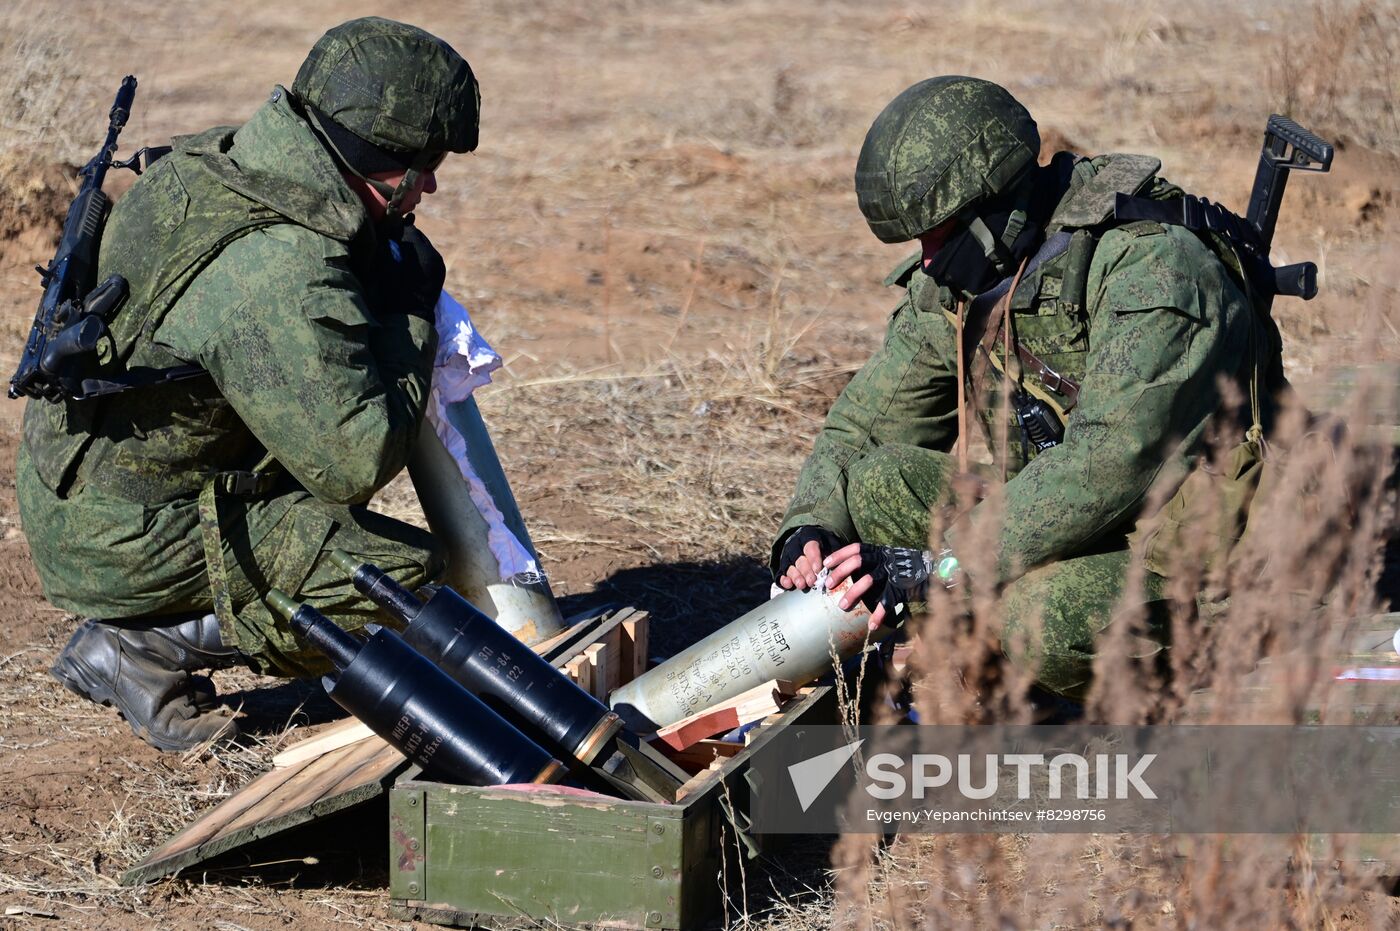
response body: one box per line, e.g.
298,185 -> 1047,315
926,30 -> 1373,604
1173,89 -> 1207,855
293,16 -> 480,222
855,76 -> 1041,295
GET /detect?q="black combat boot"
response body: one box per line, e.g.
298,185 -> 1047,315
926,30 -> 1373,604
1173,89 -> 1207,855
50,614 -> 246,752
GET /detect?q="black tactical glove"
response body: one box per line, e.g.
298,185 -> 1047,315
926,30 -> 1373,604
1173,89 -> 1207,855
378,221 -> 446,321
852,544 -> 935,618
775,526 -> 845,584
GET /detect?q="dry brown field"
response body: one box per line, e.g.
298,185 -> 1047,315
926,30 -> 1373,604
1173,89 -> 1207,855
0,0 -> 1397,928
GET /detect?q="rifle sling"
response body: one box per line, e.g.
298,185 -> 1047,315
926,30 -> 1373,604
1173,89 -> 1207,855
1113,192 -> 1263,254
962,231 -> 1081,414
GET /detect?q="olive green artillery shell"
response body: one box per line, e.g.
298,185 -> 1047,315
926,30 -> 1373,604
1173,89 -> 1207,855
16,87 -> 443,676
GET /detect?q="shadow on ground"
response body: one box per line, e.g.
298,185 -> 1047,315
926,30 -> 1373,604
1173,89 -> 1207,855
223,675 -> 346,735
559,556 -> 776,660
191,795 -> 392,889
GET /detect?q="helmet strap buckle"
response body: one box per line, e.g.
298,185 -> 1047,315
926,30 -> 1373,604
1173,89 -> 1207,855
382,149 -> 439,224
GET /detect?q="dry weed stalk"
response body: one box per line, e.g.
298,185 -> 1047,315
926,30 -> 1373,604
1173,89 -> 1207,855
828,364 -> 1399,928
1269,0 -> 1400,156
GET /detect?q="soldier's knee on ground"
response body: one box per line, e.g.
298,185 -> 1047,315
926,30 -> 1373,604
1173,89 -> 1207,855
847,444 -> 955,549
1001,578 -> 1095,699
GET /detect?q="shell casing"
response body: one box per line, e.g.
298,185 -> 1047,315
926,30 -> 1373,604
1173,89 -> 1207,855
609,578 -> 873,732
399,585 -> 625,764
531,759 -> 569,785
571,712 -> 623,765
298,616 -> 560,787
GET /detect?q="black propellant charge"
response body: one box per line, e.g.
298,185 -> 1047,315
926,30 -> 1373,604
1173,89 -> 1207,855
348,562 -> 619,763
287,600 -> 559,786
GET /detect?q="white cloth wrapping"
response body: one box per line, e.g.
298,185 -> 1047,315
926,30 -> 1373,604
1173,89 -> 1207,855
425,291 -> 539,580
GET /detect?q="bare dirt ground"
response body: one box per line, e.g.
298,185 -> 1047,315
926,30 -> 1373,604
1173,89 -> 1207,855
0,0 -> 1397,928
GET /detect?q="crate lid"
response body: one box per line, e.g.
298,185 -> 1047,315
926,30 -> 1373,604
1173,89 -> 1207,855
120,608 -> 643,886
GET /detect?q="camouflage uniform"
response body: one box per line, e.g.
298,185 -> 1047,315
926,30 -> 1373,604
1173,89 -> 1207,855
18,86 -> 447,677
18,18 -> 480,752
774,79 -> 1278,697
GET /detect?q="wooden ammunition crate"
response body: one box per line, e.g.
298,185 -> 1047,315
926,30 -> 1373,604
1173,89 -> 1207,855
387,686 -> 836,930
121,610 -> 836,930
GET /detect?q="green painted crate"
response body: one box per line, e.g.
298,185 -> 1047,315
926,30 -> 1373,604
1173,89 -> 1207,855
387,686 -> 835,930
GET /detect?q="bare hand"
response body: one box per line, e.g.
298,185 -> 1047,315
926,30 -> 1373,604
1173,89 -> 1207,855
823,542 -> 887,629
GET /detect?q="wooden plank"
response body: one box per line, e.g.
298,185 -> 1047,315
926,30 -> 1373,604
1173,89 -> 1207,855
653,680 -> 795,751
219,739 -> 386,838
619,616 -> 649,684
583,642 -> 611,700
121,742 -> 408,886
659,739 -> 744,773
565,653 -> 592,694
601,625 -> 623,691
314,742 -> 404,802
147,756 -> 317,860
273,719 -> 375,769
540,608 -> 638,667
531,614 -> 598,657
674,758 -> 727,802
677,687 -> 836,815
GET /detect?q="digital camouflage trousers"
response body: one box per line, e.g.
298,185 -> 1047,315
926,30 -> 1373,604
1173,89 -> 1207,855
845,443 -> 1171,699
207,492 -> 446,678
17,437 -> 444,679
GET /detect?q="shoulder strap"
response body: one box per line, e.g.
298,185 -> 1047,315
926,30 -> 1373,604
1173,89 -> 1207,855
1050,154 -> 1162,230
1113,192 -> 1263,252
961,231 -> 1079,407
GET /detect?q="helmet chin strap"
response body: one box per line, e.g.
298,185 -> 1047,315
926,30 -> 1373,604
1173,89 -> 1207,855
380,149 -> 438,224
963,172 -> 1037,278
926,173 -> 1042,299
302,104 -> 428,235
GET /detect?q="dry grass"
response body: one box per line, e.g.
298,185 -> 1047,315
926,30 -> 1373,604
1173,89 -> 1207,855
1270,0 -> 1400,156
0,0 -> 1396,928
0,0 -> 100,162
823,371 -> 1400,929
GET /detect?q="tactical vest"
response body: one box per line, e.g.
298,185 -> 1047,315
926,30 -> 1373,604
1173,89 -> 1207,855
889,152 -> 1271,478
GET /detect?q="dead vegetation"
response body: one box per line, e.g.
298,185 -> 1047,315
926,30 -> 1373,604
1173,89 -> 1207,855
826,369 -> 1400,928
1270,0 -> 1400,156
0,0 -> 1396,928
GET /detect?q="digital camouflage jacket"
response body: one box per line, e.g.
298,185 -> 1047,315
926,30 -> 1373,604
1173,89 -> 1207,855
774,153 -> 1280,583
17,86 -> 437,627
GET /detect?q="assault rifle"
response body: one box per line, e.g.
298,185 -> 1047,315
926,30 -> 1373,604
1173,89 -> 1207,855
8,77 -> 135,401
1243,115 -> 1334,305
1115,114 -> 1334,310
9,76 -> 198,402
